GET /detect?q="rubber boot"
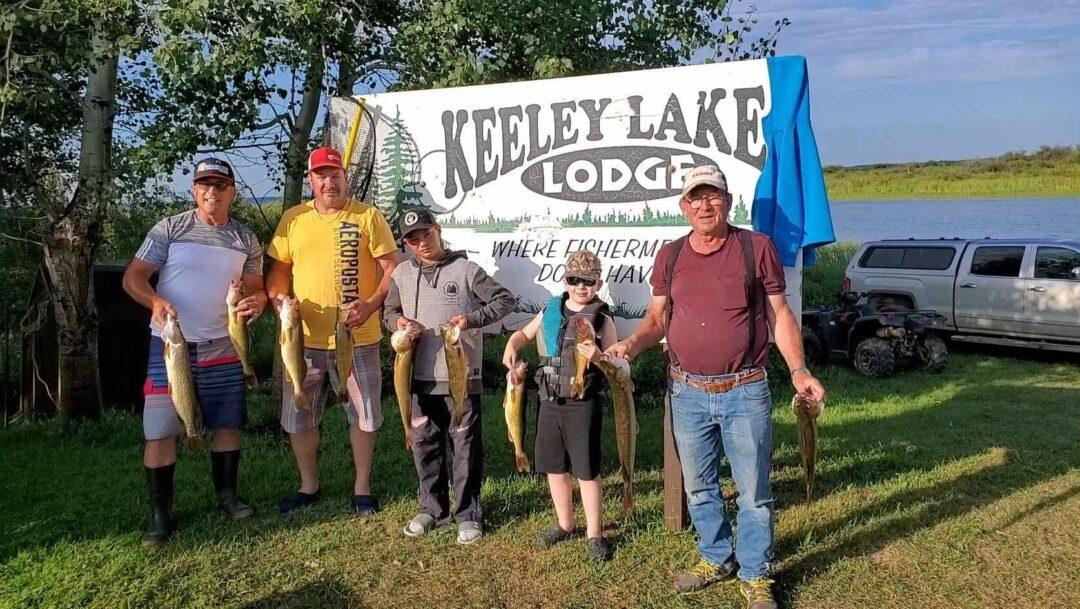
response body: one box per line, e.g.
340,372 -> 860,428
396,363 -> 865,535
142,463 -> 175,546
211,450 -> 255,521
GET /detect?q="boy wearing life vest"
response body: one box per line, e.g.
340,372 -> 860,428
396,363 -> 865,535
502,250 -> 618,562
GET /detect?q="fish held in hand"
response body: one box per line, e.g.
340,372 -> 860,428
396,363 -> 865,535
334,316 -> 354,399
279,296 -> 309,411
792,394 -> 824,505
391,323 -> 422,451
442,324 -> 469,430
597,354 -> 637,516
225,280 -> 258,389
502,361 -> 530,472
161,314 -> 205,450
570,316 -> 595,400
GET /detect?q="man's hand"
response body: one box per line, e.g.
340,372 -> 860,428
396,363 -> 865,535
343,298 -> 380,328
448,315 -> 469,331
604,338 -> 634,361
236,291 -> 268,324
151,298 -> 178,326
792,370 -> 826,404
576,340 -> 602,364
395,317 -> 423,332
502,348 -> 519,372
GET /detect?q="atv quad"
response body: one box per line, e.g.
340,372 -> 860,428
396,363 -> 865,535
802,291 -> 948,378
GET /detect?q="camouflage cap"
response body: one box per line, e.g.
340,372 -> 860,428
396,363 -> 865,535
565,250 -> 602,280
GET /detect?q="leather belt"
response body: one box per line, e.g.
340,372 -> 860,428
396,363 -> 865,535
668,366 -> 766,394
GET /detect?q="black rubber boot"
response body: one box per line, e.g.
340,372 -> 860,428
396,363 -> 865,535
211,450 -> 255,521
142,463 -> 176,547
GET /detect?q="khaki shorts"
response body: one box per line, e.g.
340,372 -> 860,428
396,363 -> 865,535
280,344 -> 382,433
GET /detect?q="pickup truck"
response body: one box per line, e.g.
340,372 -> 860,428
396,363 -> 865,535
845,238 -> 1080,353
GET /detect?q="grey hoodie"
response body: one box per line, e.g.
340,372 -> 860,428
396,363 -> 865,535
383,251 -> 515,394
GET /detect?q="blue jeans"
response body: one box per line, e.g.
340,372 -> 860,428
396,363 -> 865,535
670,373 -> 774,581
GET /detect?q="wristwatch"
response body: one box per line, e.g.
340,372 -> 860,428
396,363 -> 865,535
790,366 -> 810,376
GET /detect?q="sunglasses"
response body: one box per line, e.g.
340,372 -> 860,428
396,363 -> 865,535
566,276 -> 597,287
403,227 -> 433,245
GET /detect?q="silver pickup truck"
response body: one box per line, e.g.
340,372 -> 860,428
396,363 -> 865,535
845,238 -> 1080,353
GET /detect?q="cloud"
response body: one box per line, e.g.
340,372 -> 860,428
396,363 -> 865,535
754,0 -> 1080,85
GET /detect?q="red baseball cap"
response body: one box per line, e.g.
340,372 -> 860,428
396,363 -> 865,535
308,146 -> 344,172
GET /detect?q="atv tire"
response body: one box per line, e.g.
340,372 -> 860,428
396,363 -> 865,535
852,337 -> 896,377
802,326 -> 828,366
915,333 -> 947,372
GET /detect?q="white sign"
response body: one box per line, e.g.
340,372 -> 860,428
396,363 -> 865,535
331,59 -> 807,334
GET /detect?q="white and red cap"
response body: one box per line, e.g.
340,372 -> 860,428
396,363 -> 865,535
308,146 -> 344,172
681,164 -> 728,197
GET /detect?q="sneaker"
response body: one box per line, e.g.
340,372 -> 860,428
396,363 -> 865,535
278,490 -> 318,514
738,578 -> 777,609
586,537 -> 612,563
537,523 -> 574,548
352,494 -> 380,516
673,558 -> 737,594
457,521 -> 483,545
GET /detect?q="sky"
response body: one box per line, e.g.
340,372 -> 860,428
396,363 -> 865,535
176,0 -> 1080,195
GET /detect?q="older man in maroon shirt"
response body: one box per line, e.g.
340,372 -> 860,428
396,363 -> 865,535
608,165 -> 825,608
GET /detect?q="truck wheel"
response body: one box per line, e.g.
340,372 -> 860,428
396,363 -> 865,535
852,338 -> 896,377
915,334 -> 948,372
802,326 -> 828,365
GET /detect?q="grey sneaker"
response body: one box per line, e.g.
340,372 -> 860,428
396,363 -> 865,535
457,521 -> 483,545
673,559 -> 737,593
738,578 -> 777,609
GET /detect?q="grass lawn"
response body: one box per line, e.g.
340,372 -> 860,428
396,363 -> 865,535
1,348 -> 1077,609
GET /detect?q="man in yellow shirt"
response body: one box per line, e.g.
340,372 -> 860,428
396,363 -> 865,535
267,146 -> 399,516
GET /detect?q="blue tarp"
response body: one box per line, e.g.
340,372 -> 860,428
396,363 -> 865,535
752,56 -> 836,266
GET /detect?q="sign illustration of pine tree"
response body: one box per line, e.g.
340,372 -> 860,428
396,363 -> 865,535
375,109 -> 423,233
732,196 -> 750,225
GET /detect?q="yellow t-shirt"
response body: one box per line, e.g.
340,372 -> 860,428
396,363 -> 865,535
268,199 -> 397,349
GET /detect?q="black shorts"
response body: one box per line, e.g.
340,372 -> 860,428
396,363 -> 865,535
534,396 -> 603,481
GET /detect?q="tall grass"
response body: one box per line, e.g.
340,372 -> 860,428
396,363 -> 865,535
802,242 -> 859,309
824,146 -> 1080,200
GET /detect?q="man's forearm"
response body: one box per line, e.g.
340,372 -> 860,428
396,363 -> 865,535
627,315 -> 666,358
772,306 -> 806,371
265,262 -> 291,300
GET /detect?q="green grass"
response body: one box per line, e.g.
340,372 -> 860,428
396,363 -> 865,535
802,242 -> 860,309
824,146 -> 1080,200
1,349 -> 1077,608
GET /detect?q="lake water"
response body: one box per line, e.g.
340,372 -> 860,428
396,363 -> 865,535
831,197 -> 1079,243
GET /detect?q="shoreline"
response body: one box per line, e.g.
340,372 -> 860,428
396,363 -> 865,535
830,192 -> 1080,202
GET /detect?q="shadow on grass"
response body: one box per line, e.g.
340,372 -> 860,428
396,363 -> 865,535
769,375 -> 1078,602
238,578 -> 357,609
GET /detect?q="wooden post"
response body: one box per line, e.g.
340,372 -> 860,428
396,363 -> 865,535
663,382 -> 689,530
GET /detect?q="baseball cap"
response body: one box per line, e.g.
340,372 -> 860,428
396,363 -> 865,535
565,250 -> 602,280
399,207 -> 437,238
193,158 -> 235,183
680,164 -> 728,197
308,146 -> 344,172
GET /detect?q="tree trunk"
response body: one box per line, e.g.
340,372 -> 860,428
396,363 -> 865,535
282,51 -> 326,209
40,29 -> 117,422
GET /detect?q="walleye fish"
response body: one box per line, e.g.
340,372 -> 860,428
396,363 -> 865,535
225,280 -> 257,389
279,296 -> 309,411
334,315 -> 354,399
792,394 -> 824,505
442,324 -> 469,429
570,315 -> 595,399
502,361 -> 530,472
597,354 -> 637,516
390,323 -> 422,450
161,314 -> 205,450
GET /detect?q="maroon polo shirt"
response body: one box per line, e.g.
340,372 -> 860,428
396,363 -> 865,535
649,227 -> 786,376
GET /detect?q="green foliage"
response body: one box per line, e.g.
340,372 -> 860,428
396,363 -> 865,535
824,146 -> 1080,200
802,242 -> 860,309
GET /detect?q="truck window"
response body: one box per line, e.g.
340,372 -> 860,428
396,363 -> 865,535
1034,247 -> 1080,281
859,246 -> 955,270
969,246 -> 1025,277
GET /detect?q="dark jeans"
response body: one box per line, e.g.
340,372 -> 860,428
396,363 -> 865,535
410,392 -> 483,523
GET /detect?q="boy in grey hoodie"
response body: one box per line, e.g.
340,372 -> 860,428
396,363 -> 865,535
383,207 -> 515,544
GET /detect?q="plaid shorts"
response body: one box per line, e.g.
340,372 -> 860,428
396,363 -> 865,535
280,344 -> 382,433
142,335 -> 246,441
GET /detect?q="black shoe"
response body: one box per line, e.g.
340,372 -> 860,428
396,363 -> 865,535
211,450 -> 255,521
587,537 -> 612,563
278,490 -> 319,513
352,494 -> 380,516
142,464 -> 176,547
537,523 -> 574,548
